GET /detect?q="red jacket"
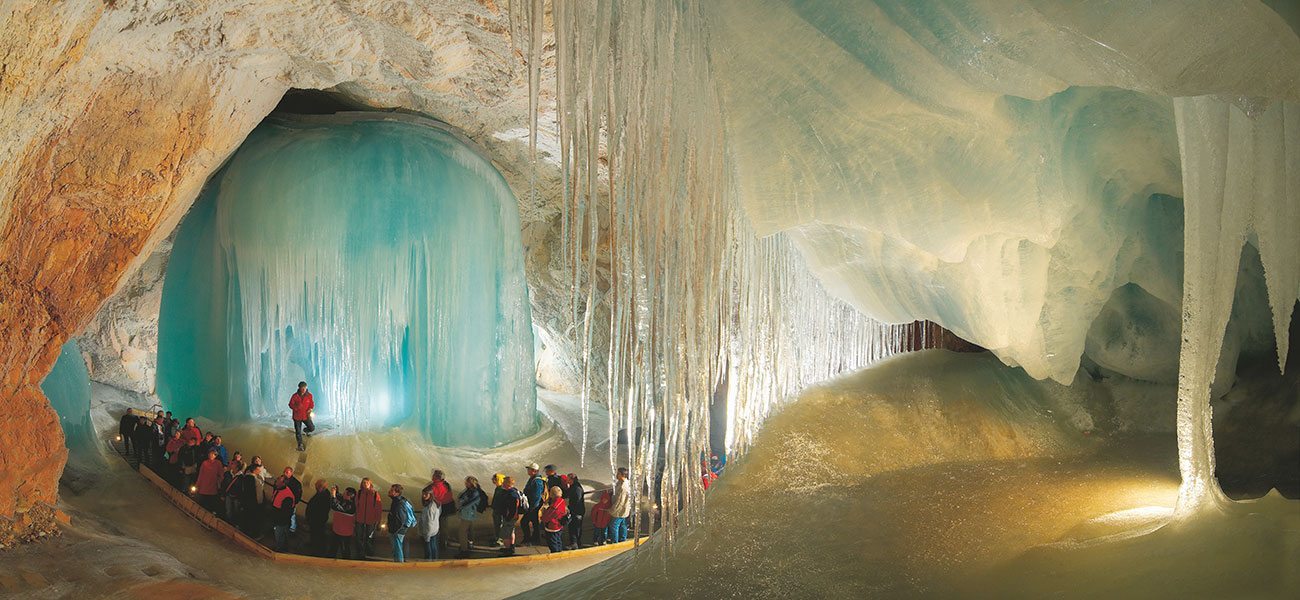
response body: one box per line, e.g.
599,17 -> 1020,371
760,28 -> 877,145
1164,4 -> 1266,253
355,487 -> 383,526
180,425 -> 202,445
542,497 -> 568,532
289,391 -> 314,421
591,492 -> 612,528
165,438 -> 185,463
196,458 -> 225,495
332,507 -> 355,536
426,480 -> 453,507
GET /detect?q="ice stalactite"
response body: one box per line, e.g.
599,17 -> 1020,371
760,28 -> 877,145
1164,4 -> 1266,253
1173,96 -> 1299,514
511,0 -> 916,542
40,340 -> 97,462
158,113 -> 536,448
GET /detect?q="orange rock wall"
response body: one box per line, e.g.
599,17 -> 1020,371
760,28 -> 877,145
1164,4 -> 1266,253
0,71 -> 219,518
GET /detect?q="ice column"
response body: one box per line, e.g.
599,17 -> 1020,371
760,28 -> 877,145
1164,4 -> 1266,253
158,114 -> 537,447
40,340 -> 97,462
1173,96 -> 1298,514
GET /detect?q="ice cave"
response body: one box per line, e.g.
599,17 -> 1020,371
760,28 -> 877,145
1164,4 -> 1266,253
0,1 -> 1297,599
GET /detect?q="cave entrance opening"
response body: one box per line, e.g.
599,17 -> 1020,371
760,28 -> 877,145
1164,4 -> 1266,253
152,91 -> 539,448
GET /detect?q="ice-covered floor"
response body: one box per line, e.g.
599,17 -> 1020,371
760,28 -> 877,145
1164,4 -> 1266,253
528,351 -> 1299,599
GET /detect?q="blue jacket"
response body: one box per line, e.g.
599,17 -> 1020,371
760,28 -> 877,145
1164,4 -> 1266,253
212,444 -> 229,465
524,475 -> 545,510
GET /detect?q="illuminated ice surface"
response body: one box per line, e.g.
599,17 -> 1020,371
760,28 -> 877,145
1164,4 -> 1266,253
156,113 -> 536,447
40,340 -> 97,462
529,352 -> 1299,599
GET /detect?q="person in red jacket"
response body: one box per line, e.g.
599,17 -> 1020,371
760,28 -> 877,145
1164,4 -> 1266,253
540,486 -> 568,553
289,381 -> 315,451
179,418 -> 202,445
195,449 -> 225,515
353,477 -> 383,558
591,491 -> 612,545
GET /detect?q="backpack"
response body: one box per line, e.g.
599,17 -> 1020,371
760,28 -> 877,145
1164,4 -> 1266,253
401,498 -> 417,528
475,490 -> 488,513
501,489 -> 522,520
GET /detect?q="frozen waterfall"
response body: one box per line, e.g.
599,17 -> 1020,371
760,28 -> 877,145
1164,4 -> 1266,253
156,113 -> 537,448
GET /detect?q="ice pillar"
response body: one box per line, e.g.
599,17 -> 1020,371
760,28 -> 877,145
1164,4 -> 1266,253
158,113 -> 537,447
1173,96 -> 1299,513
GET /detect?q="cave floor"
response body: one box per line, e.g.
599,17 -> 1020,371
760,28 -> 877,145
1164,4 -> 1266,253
1,454 -> 623,600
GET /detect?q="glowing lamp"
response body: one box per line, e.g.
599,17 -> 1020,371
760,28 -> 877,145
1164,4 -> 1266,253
380,523 -> 387,530
115,434 -> 122,442
190,485 -> 197,494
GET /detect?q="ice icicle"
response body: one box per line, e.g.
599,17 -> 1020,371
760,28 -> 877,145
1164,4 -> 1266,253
522,0 -> 933,541
1172,96 -> 1299,514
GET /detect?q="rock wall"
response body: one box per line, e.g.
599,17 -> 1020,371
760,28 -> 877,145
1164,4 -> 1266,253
77,238 -> 170,394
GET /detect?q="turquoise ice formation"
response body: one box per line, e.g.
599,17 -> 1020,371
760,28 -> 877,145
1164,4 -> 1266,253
157,113 -> 537,447
41,340 -> 97,461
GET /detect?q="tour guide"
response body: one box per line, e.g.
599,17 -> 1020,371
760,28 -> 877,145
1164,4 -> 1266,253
289,381 -> 315,451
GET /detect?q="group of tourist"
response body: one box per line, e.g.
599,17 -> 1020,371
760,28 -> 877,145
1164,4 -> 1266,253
117,407 -> 635,562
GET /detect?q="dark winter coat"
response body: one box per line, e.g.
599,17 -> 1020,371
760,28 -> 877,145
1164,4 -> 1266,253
565,479 -> 586,516
131,424 -> 153,452
492,487 -> 523,521
387,496 -> 415,533
236,473 -> 261,507
307,490 -> 332,530
118,414 -> 136,438
285,476 -> 303,502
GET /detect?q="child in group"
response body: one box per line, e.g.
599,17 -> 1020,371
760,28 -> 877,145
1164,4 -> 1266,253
590,490 -> 613,545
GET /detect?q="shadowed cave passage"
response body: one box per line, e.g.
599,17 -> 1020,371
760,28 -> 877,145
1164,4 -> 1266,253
155,110 -> 538,448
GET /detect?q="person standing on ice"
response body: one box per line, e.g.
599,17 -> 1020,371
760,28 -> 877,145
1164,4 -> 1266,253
354,477 -> 383,558
492,476 -> 524,557
307,479 -> 333,556
387,484 -> 416,563
521,463 -> 545,545
421,469 -> 455,554
541,485 -> 569,553
608,467 -> 632,543
271,476 -> 296,552
118,409 -> 136,455
564,474 -> 585,549
489,473 -> 506,546
330,486 -> 357,559
455,476 -> 487,558
288,381 -> 315,451
179,418 -> 202,445
418,485 -> 441,561
195,448 -> 225,514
